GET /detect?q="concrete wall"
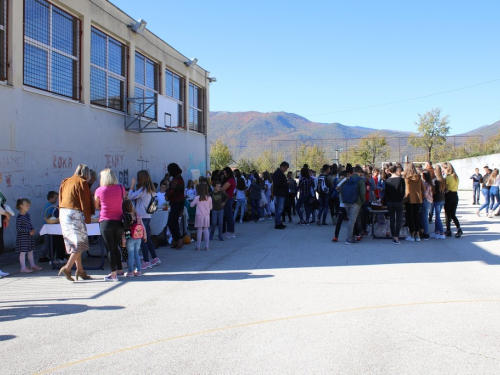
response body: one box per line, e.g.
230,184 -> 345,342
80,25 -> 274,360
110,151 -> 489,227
0,0 -> 211,248
449,153 -> 500,191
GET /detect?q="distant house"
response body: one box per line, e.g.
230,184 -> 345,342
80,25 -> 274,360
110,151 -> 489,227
0,0 -> 212,246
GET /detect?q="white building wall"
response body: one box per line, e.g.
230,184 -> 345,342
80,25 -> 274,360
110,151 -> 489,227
0,0 -> 211,247
449,153 -> 500,191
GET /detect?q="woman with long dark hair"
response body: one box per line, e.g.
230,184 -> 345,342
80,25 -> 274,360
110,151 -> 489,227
165,163 -> 185,249
129,170 -> 160,266
233,169 -> 247,223
445,163 -> 462,238
221,167 -> 236,238
431,164 -> 447,239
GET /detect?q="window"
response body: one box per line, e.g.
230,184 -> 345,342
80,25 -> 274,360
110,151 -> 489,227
134,52 -> 158,119
189,83 -> 204,133
0,0 -> 6,81
165,69 -> 184,128
24,0 -> 80,100
90,27 -> 128,111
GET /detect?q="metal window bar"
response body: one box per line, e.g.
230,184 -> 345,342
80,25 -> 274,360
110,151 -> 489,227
165,69 -> 185,128
189,83 -> 204,133
23,0 -> 80,100
90,27 -> 127,111
0,0 -> 7,81
135,51 -> 158,119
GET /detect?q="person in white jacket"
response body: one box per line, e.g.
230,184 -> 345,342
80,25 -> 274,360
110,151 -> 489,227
128,170 -> 160,269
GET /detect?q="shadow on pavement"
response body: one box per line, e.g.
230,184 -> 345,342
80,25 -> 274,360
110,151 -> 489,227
0,335 -> 16,341
0,304 -> 124,322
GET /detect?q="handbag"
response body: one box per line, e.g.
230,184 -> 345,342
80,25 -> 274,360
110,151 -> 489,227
260,191 -> 267,208
145,193 -> 159,214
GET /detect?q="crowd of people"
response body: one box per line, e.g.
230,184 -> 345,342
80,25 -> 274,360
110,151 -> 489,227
0,158 -> 492,280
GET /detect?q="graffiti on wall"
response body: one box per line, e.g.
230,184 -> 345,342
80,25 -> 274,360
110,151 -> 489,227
104,152 -> 125,169
118,169 -> 129,187
52,151 -> 75,171
0,150 -> 25,172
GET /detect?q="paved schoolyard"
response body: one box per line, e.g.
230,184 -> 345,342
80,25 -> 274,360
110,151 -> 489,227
1,191 -> 500,374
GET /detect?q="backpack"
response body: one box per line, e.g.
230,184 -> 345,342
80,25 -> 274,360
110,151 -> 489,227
331,177 -> 340,198
123,213 -> 145,239
316,175 -> 329,194
341,175 -> 360,203
145,193 -> 158,214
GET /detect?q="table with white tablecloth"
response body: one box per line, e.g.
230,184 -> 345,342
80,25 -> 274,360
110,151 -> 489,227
39,223 -> 105,270
149,207 -> 189,239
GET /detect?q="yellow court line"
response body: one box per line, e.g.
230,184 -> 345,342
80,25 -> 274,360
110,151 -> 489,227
35,299 -> 500,374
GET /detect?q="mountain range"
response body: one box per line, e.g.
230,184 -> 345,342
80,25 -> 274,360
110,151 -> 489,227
208,111 -> 499,161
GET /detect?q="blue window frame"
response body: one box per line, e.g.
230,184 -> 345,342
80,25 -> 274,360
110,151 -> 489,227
134,52 -> 158,119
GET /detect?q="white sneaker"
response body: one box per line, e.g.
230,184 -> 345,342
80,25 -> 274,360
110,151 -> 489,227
258,218 -> 265,222
405,236 -> 415,242
429,233 -> 437,238
437,234 -> 446,239
0,270 -> 9,277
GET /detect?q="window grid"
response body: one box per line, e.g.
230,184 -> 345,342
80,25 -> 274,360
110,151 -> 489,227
189,82 -> 204,134
0,0 -> 7,81
90,27 -> 128,112
135,52 -> 158,119
165,69 -> 185,128
23,0 -> 81,100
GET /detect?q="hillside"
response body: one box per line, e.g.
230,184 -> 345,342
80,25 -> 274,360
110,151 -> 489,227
208,111 -> 409,161
454,119 -> 500,139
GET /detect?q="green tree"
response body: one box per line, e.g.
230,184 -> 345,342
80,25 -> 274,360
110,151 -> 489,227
255,150 -> 274,173
483,131 -> 500,155
296,143 -> 328,172
237,158 -> 259,173
210,140 -> 234,170
355,133 -> 390,166
409,108 -> 450,161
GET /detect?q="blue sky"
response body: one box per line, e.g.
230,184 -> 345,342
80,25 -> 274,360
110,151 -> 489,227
115,0 -> 499,134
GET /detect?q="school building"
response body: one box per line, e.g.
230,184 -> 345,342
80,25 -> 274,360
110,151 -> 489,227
0,0 -> 212,247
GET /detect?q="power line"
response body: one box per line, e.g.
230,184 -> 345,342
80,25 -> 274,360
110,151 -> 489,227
307,78 -> 500,117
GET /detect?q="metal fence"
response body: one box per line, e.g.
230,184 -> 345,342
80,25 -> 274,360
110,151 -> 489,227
271,136 -> 484,170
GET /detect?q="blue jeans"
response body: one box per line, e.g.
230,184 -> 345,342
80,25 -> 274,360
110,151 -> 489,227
249,199 -> 260,221
126,238 -> 142,273
473,184 -> 480,203
419,199 -> 431,234
224,197 -> 235,233
140,218 -> 157,262
233,198 -> 246,222
317,193 -> 330,223
433,201 -> 445,233
274,196 -> 285,225
296,194 -> 311,222
489,186 -> 500,212
210,209 -> 224,237
478,188 -> 491,213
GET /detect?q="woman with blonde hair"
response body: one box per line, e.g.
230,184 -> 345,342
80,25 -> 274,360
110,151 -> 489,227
95,168 -> 126,281
129,170 -> 160,267
58,164 -> 95,281
444,163 -> 462,238
403,162 -> 425,242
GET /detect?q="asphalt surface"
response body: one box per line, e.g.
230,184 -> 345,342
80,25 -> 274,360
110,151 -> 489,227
1,191 -> 499,374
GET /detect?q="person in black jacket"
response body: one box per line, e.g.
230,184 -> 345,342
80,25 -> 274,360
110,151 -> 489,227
384,165 -> 405,245
272,161 -> 289,229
